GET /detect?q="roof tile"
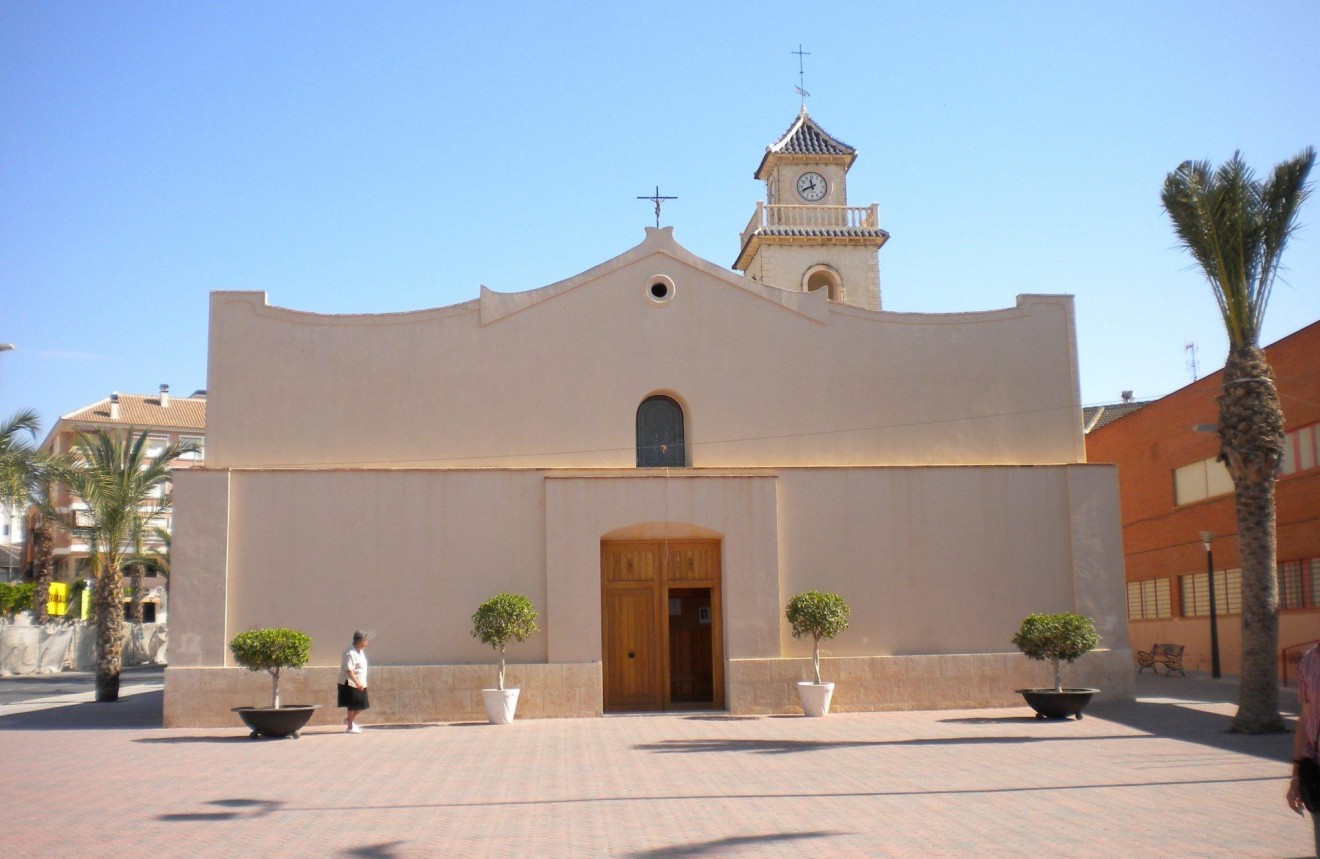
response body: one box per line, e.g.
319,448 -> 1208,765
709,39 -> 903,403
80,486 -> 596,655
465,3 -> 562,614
60,393 -> 206,432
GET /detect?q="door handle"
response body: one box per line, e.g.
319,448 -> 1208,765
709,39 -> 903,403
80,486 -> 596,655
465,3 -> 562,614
628,651 -> 635,659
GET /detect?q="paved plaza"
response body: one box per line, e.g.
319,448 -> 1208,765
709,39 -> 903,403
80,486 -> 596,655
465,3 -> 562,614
1,667 -> 1312,858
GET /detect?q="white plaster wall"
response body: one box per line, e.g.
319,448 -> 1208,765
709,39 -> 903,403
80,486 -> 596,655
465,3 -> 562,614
543,472 -> 780,663
206,229 -> 1082,472
752,243 -> 880,309
774,464 -> 1128,658
169,470 -> 230,668
223,469 -> 547,668
173,464 -> 1124,674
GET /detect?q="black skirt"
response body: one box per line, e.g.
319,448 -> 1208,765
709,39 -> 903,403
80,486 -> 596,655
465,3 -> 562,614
337,682 -> 370,711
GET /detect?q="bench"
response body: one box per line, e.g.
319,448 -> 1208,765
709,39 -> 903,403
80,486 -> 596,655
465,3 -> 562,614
1136,643 -> 1185,676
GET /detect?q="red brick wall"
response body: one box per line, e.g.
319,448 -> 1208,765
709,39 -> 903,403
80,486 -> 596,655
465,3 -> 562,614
1086,321 -> 1320,675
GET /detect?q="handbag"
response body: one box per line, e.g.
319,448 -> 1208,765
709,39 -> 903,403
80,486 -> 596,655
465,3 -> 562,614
1301,760 -> 1320,814
1302,717 -> 1320,814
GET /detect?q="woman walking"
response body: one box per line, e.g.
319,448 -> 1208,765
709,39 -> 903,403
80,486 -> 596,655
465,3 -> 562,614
338,630 -> 371,733
1288,643 -> 1320,854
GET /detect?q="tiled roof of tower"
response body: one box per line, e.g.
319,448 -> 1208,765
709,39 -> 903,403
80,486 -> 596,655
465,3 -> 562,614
59,393 -> 206,431
755,109 -> 857,176
768,109 -> 855,156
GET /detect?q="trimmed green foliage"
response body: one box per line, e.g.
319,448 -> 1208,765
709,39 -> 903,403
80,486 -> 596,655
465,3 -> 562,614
0,582 -> 36,616
229,627 -> 312,708
1012,613 -> 1100,692
785,590 -> 851,684
471,593 -> 539,691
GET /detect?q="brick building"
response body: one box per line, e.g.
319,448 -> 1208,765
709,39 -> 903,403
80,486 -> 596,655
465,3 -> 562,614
1086,320 -> 1320,677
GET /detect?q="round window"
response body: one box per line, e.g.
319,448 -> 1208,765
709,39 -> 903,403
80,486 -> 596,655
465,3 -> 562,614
645,275 -> 676,305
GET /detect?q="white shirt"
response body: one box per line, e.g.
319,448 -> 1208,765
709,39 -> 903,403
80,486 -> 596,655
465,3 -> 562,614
340,645 -> 368,688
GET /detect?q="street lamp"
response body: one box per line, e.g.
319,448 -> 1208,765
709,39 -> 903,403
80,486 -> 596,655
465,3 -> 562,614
1199,530 -> 1221,678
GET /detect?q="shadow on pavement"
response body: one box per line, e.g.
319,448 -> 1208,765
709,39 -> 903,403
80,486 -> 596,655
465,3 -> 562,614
628,831 -> 841,857
0,690 -> 163,730
340,841 -> 408,859
158,797 -> 283,822
636,734 -> 1153,755
137,734 -> 274,744
1087,696 -> 1295,764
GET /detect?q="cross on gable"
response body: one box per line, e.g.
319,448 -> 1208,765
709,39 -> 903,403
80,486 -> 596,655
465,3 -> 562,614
637,185 -> 678,228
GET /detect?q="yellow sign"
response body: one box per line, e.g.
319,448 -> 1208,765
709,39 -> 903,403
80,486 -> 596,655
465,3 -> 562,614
47,581 -> 69,617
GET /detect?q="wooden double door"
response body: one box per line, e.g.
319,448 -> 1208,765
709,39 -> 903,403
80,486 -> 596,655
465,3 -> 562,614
601,540 -> 724,712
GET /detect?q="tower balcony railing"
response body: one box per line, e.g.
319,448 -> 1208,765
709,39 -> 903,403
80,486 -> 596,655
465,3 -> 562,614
740,202 -> 880,248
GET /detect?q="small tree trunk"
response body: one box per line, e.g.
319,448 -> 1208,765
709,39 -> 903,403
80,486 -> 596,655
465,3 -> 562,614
498,645 -> 506,691
93,563 -> 125,702
271,667 -> 281,709
1053,658 -> 1062,693
128,563 -> 145,624
812,636 -> 822,685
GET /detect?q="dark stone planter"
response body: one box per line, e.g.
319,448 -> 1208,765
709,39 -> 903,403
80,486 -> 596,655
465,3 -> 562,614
233,705 -> 320,739
1016,688 -> 1099,720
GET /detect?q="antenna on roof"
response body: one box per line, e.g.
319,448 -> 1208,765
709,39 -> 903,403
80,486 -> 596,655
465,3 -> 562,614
792,44 -> 811,107
1185,341 -> 1199,382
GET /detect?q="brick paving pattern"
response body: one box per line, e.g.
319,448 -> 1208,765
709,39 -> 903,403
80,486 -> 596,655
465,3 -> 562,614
2,671 -> 1312,857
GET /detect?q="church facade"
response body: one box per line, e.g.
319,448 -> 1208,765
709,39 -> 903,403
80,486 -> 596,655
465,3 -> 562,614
164,112 -> 1132,726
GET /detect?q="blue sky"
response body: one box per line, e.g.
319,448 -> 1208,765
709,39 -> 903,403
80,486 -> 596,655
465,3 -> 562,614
2,2 -> 1318,436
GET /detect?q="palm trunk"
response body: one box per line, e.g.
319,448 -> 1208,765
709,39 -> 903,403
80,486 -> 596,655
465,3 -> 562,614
128,563 -> 145,623
94,561 -> 125,702
31,521 -> 53,625
1220,345 -> 1286,734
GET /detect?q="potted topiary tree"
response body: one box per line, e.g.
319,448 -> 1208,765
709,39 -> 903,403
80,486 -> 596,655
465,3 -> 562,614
785,590 -> 851,717
471,593 -> 540,725
228,627 -> 318,738
1012,612 -> 1101,720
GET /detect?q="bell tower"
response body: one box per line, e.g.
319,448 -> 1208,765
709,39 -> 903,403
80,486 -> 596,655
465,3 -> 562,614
733,108 -> 889,310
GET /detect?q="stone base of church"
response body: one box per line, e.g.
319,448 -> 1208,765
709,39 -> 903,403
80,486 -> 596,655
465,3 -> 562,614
163,662 -> 604,728
726,650 -> 1135,715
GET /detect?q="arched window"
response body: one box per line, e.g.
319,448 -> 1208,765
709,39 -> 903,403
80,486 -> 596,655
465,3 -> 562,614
636,395 -> 686,467
804,265 -> 842,302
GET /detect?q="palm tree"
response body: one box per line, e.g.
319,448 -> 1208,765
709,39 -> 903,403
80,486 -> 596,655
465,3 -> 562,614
123,523 -> 170,623
59,429 -> 197,701
1161,147 -> 1315,734
0,410 -> 42,508
0,410 -> 63,622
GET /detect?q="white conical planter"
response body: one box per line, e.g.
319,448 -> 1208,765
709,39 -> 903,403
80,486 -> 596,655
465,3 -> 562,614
796,681 -> 835,717
482,688 -> 520,725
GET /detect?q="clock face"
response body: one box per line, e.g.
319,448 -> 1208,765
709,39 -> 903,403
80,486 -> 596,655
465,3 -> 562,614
796,171 -> 827,202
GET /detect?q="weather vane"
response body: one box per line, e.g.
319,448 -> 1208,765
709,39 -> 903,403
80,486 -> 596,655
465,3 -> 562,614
792,43 -> 811,106
637,185 -> 677,228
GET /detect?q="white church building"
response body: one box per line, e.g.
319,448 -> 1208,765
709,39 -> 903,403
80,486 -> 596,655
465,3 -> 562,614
165,110 -> 1132,726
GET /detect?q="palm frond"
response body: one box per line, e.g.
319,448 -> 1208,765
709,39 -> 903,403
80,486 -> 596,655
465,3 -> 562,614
1162,148 -> 1315,346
